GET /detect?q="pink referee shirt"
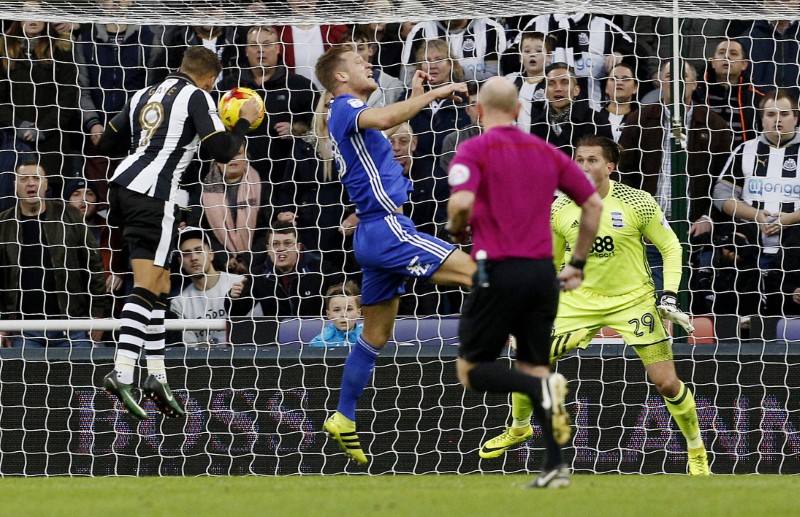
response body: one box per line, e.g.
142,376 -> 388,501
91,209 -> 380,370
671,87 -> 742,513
449,125 -> 596,260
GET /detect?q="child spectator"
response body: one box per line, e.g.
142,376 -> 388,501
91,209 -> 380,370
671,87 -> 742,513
504,32 -> 554,133
309,282 -> 363,347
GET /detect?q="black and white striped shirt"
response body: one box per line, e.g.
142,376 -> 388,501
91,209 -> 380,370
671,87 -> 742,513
515,13 -> 633,109
108,72 -> 227,202
719,133 -> 800,252
401,19 -> 507,83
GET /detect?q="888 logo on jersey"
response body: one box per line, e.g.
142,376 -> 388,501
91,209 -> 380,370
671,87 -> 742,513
592,235 -> 615,257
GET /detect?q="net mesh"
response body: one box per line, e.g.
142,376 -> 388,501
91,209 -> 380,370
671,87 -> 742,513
1,0 -> 799,25
0,0 -> 799,476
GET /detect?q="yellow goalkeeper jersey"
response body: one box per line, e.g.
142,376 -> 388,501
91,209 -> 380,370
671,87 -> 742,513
551,180 -> 683,302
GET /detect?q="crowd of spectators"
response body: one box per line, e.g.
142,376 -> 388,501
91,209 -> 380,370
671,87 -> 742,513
2,10 -> 800,346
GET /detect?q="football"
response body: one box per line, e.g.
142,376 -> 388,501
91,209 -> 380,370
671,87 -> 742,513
217,87 -> 264,131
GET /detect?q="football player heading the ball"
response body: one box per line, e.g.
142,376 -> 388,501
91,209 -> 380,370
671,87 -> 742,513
481,135 -> 709,476
96,47 -> 262,421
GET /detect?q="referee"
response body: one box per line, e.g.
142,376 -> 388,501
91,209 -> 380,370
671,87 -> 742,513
447,77 -> 602,488
96,46 -> 262,420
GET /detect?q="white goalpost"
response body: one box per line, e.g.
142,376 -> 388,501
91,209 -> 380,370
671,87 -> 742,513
0,0 -> 798,477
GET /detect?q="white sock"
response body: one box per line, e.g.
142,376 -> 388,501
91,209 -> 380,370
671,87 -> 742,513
115,354 -> 137,385
147,358 -> 167,383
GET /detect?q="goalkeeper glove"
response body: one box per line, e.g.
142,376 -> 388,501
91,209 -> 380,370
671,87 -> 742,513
657,291 -> 695,334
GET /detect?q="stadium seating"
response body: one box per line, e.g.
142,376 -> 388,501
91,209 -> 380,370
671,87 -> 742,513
276,316 -> 460,346
776,318 -> 800,343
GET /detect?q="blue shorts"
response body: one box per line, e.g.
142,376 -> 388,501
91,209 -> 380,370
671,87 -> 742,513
354,213 -> 455,305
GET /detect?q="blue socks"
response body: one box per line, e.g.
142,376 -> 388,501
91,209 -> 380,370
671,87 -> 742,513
337,336 -> 381,420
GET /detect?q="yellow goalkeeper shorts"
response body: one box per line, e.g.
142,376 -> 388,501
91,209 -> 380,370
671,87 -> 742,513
554,289 -> 672,366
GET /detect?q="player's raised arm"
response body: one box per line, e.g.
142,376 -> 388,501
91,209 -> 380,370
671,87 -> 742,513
358,79 -> 467,131
197,94 -> 262,164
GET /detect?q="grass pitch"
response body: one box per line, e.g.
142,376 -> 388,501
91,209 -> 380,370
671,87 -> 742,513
4,474 -> 798,516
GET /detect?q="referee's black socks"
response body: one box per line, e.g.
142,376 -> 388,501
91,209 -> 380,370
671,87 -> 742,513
467,362 -> 543,400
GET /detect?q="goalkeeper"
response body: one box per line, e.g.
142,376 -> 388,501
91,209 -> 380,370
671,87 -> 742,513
481,135 -> 709,476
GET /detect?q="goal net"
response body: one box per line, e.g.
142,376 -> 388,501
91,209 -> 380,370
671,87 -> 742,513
0,0 -> 799,476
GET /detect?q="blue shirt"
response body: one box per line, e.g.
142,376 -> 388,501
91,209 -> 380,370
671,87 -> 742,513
328,94 -> 412,221
308,322 -> 364,347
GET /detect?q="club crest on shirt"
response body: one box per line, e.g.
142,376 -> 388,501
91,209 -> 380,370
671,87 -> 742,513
348,98 -> 365,108
448,164 -> 470,186
784,158 -> 798,172
406,256 -> 432,276
462,37 -> 476,53
611,211 -> 623,229
578,33 -> 590,46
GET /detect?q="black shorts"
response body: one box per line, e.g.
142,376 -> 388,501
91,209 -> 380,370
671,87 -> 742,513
458,258 -> 559,366
108,184 -> 179,269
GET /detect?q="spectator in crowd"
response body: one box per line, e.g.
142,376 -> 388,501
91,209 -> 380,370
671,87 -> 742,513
530,63 -> 613,156
253,222 -> 339,317
63,178 -> 127,309
691,227 -> 760,319
201,142 -> 272,275
638,66 -> 665,105
390,121 -> 451,315
504,32 -> 553,133
391,122 -> 448,237
507,13 -> 635,109
0,20 -> 82,185
439,80 -> 481,173
619,60 -> 732,294
712,88 -> 800,316
699,38 -> 764,149
52,21 -> 81,40
169,226 -> 260,347
219,25 -> 318,185
619,15 -> 747,73
602,62 -> 639,143
75,18 -> 166,201
309,282 -> 363,347
342,28 -> 405,108
351,11 -> 406,78
762,243 -> 800,318
739,18 -> 800,95
275,0 -> 347,88
401,17 -> 507,85
408,39 -> 471,166
163,23 -> 239,87
275,92 -> 357,274
620,60 -> 732,229
0,161 -> 108,348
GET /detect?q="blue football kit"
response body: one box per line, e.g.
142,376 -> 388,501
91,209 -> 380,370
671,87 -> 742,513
328,93 -> 454,305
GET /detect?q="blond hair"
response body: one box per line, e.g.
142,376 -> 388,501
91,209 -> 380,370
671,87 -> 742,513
414,39 -> 464,83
